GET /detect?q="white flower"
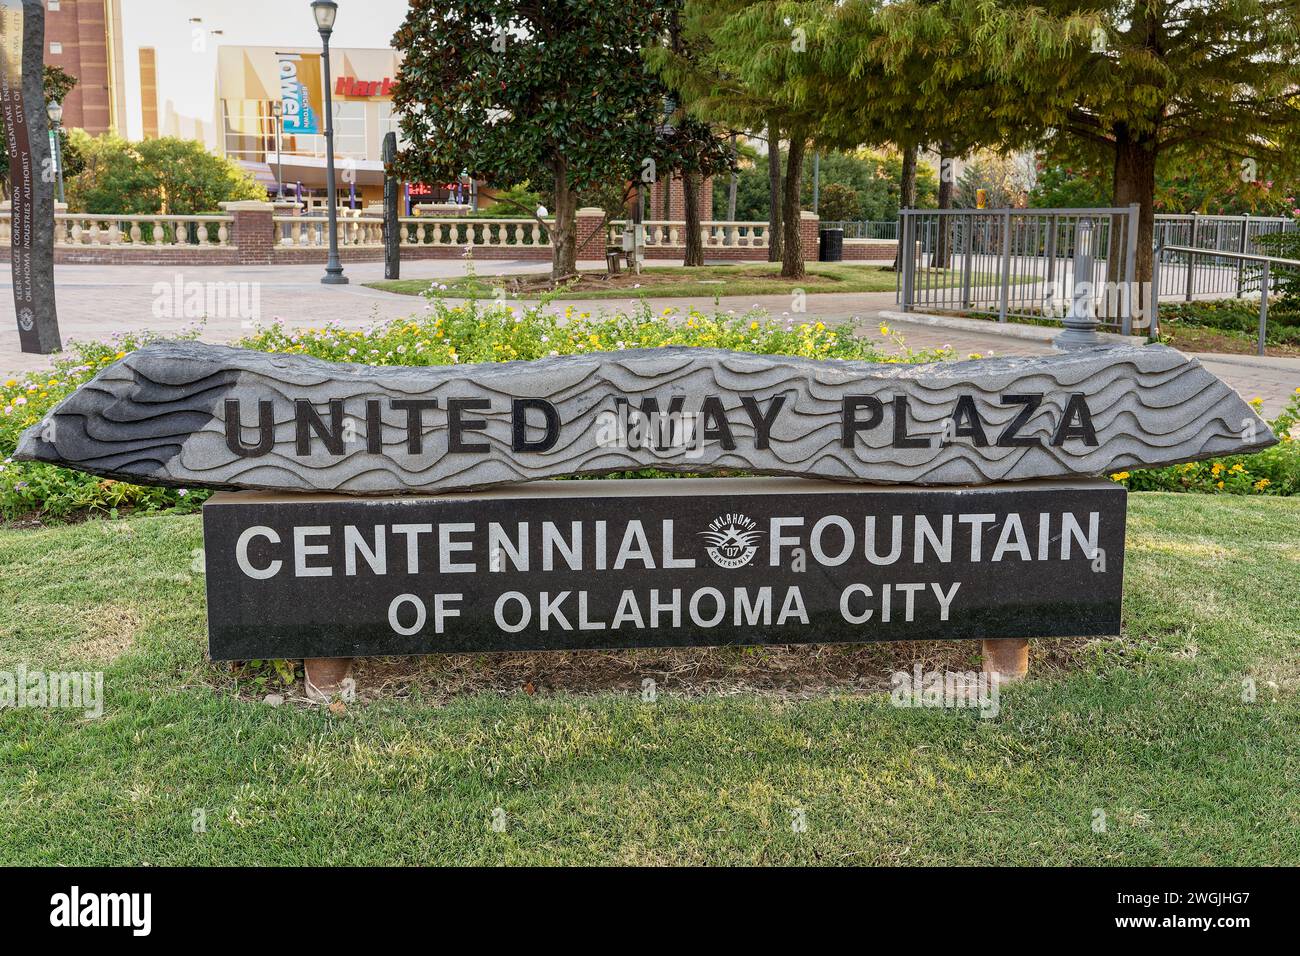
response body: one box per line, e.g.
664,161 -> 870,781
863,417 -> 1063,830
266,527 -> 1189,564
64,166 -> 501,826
178,489 -> 188,497
348,348 -> 357,356
14,397 -> 27,406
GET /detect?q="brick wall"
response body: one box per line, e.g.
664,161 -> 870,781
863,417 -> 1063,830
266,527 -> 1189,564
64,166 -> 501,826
648,175 -> 713,221
841,239 -> 899,262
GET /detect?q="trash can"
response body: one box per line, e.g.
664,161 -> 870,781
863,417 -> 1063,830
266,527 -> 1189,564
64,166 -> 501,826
818,228 -> 844,262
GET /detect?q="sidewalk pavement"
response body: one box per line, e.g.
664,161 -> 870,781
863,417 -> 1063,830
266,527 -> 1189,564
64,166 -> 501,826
2,261 -> 1297,416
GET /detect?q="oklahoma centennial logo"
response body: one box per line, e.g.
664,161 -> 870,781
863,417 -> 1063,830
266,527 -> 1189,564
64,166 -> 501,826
700,513 -> 762,569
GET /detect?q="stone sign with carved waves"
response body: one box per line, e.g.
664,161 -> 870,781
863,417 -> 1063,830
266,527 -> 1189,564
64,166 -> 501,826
15,341 -> 1276,492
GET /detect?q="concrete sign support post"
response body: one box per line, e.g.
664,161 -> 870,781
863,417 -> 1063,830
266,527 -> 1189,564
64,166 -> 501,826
381,131 -> 399,280
1,0 -> 60,354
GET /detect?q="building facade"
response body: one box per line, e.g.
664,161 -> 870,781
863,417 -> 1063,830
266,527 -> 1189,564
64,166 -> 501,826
43,0 -> 127,134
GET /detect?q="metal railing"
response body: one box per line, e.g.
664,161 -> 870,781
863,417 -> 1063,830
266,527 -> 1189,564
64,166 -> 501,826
1153,214 -> 1298,300
820,220 -> 898,240
1154,243 -> 1300,354
897,205 -> 1141,332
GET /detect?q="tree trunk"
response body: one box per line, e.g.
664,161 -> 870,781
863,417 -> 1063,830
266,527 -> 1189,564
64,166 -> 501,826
551,158 -> 577,281
891,142 -> 917,272
935,141 -> 954,269
683,172 -> 704,266
767,121 -> 783,262
726,133 -> 738,221
781,131 -> 807,279
1111,124 -> 1158,321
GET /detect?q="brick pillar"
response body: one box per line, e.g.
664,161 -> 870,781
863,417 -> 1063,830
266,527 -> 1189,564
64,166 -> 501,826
649,175 -> 713,222
698,177 -> 714,221
800,210 -> 820,262
222,200 -> 276,265
575,207 -> 609,262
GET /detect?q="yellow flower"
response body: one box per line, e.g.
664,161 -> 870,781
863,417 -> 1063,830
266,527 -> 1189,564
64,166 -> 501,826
114,351 -> 126,359
1110,472 -> 1130,481
3,379 -> 15,387
1254,478 -> 1271,491
879,324 -> 892,335
1216,481 -> 1225,489
1249,396 -> 1263,408
1211,462 -> 1223,477
1230,463 -> 1245,473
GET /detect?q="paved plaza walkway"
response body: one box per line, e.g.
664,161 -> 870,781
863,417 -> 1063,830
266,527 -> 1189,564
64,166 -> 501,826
3,260 -> 1297,415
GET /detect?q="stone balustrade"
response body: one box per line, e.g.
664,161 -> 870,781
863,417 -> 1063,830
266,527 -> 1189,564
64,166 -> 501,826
0,202 -> 811,264
609,220 -> 771,248
272,215 -> 553,249
0,212 -> 234,249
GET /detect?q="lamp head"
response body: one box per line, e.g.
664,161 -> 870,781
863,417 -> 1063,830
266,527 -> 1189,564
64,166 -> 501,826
46,101 -> 62,125
311,0 -> 338,36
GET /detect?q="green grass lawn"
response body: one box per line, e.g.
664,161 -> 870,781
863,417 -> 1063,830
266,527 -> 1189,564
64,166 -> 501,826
1,493 -> 1297,865
366,262 -> 914,301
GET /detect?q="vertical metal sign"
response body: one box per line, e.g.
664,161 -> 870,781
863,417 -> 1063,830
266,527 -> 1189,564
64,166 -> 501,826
381,130 -> 399,280
1,0 -> 59,353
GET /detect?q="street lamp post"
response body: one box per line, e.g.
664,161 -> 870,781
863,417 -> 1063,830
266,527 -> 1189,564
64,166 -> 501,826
46,101 -> 65,205
271,100 -> 285,200
312,0 -> 347,285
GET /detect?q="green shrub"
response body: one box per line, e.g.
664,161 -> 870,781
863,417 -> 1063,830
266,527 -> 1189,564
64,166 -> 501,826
1156,298 -> 1300,345
1,330 -> 209,520
1111,390 -> 1300,495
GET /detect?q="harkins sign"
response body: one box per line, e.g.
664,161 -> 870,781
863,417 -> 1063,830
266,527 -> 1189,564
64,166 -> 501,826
13,341 -> 1276,494
334,76 -> 395,98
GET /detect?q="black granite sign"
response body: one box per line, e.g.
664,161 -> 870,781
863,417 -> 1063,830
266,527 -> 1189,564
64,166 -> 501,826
202,477 -> 1125,660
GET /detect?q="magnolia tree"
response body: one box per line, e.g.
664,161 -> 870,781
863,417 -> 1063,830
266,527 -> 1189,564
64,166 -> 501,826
391,0 -> 731,279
